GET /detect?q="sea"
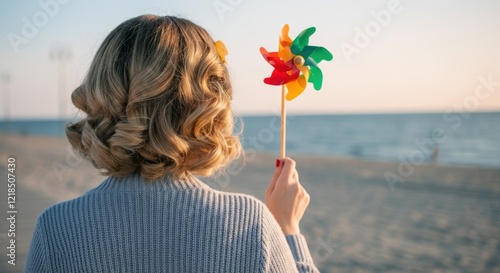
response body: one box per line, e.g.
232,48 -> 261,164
1,112 -> 499,169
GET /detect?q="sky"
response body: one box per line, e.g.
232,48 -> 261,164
0,0 -> 499,119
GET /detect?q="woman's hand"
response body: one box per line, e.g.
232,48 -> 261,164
265,157 -> 310,235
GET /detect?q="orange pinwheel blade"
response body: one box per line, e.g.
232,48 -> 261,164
279,24 -> 293,61
285,77 -> 306,101
285,66 -> 309,100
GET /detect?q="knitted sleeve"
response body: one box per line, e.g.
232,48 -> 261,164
261,205 -> 320,273
285,234 -> 320,272
24,215 -> 51,273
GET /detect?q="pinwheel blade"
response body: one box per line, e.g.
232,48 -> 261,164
260,47 -> 293,71
308,63 -> 324,90
279,46 -> 294,62
285,75 -> 308,100
264,69 -> 299,86
279,25 -> 294,61
300,46 -> 333,66
279,24 -> 293,48
297,65 -> 310,83
290,27 -> 316,55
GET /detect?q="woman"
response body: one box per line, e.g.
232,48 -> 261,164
25,15 -> 319,273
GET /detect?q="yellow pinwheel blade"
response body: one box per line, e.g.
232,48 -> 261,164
298,65 -> 310,82
285,75 -> 307,101
279,24 -> 294,61
279,47 -> 294,62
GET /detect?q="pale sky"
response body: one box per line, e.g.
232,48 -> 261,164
1,0 -> 499,119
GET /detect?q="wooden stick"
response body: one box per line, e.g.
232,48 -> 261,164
280,84 -> 286,159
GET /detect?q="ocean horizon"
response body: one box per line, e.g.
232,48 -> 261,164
1,112 -> 499,169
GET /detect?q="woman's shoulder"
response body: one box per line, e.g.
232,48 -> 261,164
203,186 -> 262,203
197,186 -> 279,226
197,185 -> 268,213
35,193 -> 88,221
34,178 -> 277,232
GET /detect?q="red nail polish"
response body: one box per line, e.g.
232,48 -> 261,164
275,159 -> 280,168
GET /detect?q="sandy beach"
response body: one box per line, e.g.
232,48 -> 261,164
0,133 -> 499,273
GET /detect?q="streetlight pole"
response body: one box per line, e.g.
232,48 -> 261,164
49,46 -> 71,135
1,73 -> 11,133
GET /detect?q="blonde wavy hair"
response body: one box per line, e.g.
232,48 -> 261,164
66,15 -> 242,182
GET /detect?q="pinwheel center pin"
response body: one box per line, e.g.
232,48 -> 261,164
293,55 -> 305,67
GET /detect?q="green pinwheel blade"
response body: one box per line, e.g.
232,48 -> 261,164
308,63 -> 324,90
301,46 -> 333,67
290,27 -> 316,55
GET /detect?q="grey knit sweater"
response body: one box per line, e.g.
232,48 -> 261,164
25,173 -> 319,272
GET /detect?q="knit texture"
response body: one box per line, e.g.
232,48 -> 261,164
25,173 -> 319,272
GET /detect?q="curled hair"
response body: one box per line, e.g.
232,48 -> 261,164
66,15 -> 242,182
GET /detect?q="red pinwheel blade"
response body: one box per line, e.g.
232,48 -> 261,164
260,47 -> 299,85
264,69 -> 299,86
260,47 -> 294,71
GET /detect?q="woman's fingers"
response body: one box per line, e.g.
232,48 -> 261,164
277,157 -> 296,187
293,168 -> 299,181
266,159 -> 283,196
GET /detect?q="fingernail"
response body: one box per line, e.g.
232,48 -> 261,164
275,159 -> 280,168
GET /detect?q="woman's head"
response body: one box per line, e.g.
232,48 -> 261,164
66,15 -> 241,181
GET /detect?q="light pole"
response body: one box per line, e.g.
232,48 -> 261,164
49,46 -> 71,135
1,73 -> 11,133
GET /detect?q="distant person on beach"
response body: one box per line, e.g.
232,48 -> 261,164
25,15 -> 319,273
431,144 -> 440,166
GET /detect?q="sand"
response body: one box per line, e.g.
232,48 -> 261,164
0,133 -> 499,273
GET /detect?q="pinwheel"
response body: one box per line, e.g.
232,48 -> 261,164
260,24 -> 333,101
260,24 -> 333,158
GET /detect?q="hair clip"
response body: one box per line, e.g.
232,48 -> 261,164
214,40 -> 228,64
